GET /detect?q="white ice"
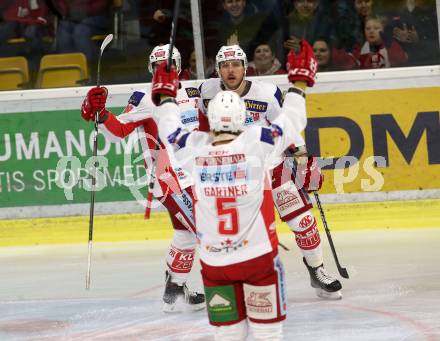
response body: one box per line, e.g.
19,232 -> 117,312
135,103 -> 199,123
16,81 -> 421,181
0,229 -> 439,341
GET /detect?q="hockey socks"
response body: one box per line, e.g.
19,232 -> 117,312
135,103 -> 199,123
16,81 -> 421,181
287,211 -> 323,267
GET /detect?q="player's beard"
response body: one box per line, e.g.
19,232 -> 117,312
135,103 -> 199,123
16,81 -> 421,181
222,77 -> 246,93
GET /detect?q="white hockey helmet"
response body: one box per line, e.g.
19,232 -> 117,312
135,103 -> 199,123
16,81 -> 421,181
208,91 -> 246,133
215,45 -> 248,73
148,44 -> 182,74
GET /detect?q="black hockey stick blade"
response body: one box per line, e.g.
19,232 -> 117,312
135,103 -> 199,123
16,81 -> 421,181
338,265 -> 349,279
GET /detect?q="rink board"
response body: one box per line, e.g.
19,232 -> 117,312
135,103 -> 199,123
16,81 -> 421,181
0,66 -> 439,218
1,199 -> 439,247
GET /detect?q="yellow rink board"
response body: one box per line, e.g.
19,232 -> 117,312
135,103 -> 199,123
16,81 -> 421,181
1,199 -> 439,247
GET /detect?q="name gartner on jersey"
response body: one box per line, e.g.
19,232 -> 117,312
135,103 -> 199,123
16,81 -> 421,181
197,153 -> 248,198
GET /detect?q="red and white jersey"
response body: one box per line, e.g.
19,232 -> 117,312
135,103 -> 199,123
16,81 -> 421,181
157,92 -> 305,266
198,78 -> 284,130
197,79 -> 307,168
98,83 -> 199,197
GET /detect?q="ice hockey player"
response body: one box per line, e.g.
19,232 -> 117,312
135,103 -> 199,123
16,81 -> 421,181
197,42 -> 342,299
149,59 -> 324,341
80,44 -> 205,312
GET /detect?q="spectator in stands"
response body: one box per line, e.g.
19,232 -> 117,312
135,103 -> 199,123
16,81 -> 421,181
135,0 -> 193,63
319,0 -> 359,52
0,0 -> 52,79
390,0 -> 439,66
283,0 -> 331,53
313,38 -> 334,71
53,0 -> 111,63
353,15 -> 407,69
0,0 -> 50,57
353,0 -> 375,43
180,49 -> 216,80
247,42 -> 286,76
216,0 -> 270,57
354,0 -> 374,20
312,37 -> 358,71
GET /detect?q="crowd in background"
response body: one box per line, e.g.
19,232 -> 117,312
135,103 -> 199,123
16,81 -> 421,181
0,0 -> 439,87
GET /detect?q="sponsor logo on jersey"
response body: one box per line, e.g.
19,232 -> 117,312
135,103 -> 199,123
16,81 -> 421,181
200,167 -> 246,183
181,116 -> 198,124
275,189 -> 300,208
209,294 -> 231,308
294,219 -> 320,250
244,99 -> 268,113
299,214 -> 314,229
208,150 -> 228,156
180,190 -> 193,211
196,154 -> 245,166
128,91 -> 145,107
205,285 -> 238,322
206,238 -> 249,253
246,292 -> 273,312
180,109 -> 198,128
244,111 -> 260,125
185,87 -> 200,98
169,245 -> 194,272
244,284 -> 277,319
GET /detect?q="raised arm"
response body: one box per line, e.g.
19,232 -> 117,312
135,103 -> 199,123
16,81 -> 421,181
283,39 -> 318,134
80,87 -> 153,142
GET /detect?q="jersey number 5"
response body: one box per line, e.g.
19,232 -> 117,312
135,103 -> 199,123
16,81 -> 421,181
216,198 -> 239,235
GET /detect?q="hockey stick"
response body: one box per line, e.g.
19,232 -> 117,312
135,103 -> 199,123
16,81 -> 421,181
145,0 -> 181,219
86,34 -> 114,290
313,191 -> 349,279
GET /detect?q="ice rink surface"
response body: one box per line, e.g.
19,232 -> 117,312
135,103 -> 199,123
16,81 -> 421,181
1,228 -> 439,341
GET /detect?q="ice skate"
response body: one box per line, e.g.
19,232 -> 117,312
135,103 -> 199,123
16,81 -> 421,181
303,258 -> 342,300
162,271 -> 205,312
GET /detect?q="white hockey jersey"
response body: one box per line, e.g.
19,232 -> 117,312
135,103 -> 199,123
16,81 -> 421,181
156,92 -> 306,266
197,78 -> 307,166
198,78 -> 284,130
98,83 -> 199,197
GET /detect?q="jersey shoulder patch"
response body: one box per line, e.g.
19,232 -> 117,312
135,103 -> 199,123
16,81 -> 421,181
128,91 -> 145,107
260,127 -> 274,145
185,87 -> 200,98
274,86 -> 283,107
260,124 -> 283,145
176,132 -> 191,149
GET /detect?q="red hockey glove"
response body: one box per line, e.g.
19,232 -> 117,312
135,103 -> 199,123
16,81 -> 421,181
286,39 -> 318,87
151,61 -> 179,106
81,86 -> 108,122
296,156 -> 324,192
